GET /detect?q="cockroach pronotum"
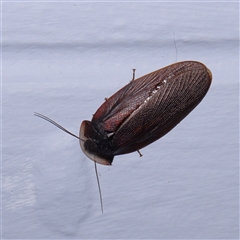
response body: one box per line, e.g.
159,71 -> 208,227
35,61 -> 212,212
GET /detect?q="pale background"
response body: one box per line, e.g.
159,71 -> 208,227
2,1 -> 239,239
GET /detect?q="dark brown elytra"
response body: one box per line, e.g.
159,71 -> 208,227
80,61 -> 212,165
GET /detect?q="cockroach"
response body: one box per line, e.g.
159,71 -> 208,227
35,60 -> 212,212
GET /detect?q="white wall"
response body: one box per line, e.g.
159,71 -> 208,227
2,1 -> 239,239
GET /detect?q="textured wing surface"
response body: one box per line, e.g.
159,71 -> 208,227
92,61 -> 205,131
112,61 -> 212,154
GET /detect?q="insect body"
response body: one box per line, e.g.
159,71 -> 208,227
80,61 -> 212,165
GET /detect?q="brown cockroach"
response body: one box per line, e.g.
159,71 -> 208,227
35,61 -> 212,212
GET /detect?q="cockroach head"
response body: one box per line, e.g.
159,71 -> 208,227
79,120 -> 114,166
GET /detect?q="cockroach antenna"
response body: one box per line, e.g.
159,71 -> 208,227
34,112 -> 80,140
34,112 -> 104,213
94,161 -> 103,213
173,32 -> 178,62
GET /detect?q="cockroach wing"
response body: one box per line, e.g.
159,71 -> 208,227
91,61 -> 192,132
111,61 -> 212,155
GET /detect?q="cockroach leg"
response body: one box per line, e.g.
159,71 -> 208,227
137,150 -> 143,157
132,68 -> 136,81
